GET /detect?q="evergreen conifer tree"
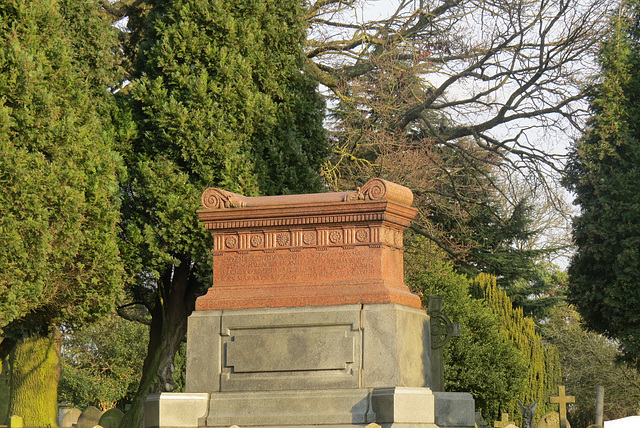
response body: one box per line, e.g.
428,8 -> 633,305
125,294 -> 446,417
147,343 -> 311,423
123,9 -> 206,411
564,0 -> 640,364
0,0 -> 124,424
116,0 -> 328,425
405,240 -> 529,422
471,273 -> 562,426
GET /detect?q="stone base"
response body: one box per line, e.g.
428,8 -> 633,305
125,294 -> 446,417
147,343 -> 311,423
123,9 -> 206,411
145,393 -> 208,428
433,392 -> 476,428
145,388 -> 446,428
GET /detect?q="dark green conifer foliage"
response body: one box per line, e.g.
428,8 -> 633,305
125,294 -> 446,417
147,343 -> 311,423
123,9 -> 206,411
564,0 -> 640,364
116,0 -> 327,425
405,239 -> 528,422
470,273 -> 562,426
0,0 -> 123,424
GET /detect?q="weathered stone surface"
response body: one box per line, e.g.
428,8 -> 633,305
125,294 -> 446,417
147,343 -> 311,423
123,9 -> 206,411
204,389 -> 374,427
145,393 -> 208,428
433,392 -> 476,428
537,412 -> 571,428
195,178 -> 420,310
61,407 -> 82,427
99,408 -> 124,428
371,387 -> 436,425
185,310 -> 222,394
361,304 -> 431,388
76,406 -> 102,428
185,304 -> 432,393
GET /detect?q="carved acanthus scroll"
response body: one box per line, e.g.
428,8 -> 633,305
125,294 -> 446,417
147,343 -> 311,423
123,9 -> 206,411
343,178 -> 414,206
201,188 -> 247,209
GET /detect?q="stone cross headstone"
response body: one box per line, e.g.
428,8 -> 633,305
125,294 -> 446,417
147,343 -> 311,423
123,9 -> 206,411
98,408 -> 124,428
549,386 -> 574,428
494,413 -> 515,428
429,295 -> 461,391
76,406 -> 103,428
61,407 -> 83,427
8,415 -> 22,428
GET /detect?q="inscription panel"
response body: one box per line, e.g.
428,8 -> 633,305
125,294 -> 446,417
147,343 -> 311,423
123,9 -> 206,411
214,247 -> 379,286
219,306 -> 362,391
225,326 -> 355,373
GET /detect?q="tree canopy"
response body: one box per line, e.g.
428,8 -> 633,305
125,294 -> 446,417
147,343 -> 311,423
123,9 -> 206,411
564,0 -> 640,365
0,0 -> 123,346
114,0 -> 328,425
0,0 -> 124,424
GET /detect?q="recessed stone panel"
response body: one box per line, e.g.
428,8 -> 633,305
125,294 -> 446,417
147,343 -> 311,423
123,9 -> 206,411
218,305 -> 361,391
225,327 -> 355,373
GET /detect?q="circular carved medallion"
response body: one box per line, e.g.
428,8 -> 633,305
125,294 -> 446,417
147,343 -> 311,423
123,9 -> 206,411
250,235 -> 263,247
276,233 -> 290,246
329,231 -> 342,244
225,236 -> 238,249
302,232 -> 316,245
356,229 -> 369,243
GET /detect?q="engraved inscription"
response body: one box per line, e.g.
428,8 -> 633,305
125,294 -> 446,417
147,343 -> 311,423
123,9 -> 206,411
216,250 -> 377,284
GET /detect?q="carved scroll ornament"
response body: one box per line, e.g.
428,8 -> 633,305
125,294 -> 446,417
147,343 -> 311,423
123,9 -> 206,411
201,188 -> 247,209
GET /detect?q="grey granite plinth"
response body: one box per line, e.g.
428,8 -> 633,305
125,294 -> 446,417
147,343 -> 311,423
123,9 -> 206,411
146,304 -> 474,428
433,392 -> 476,428
186,304 -> 432,394
145,393 -> 208,428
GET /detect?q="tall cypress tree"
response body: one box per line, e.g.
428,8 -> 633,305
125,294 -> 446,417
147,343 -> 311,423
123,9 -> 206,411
564,0 -> 640,365
116,0 -> 327,425
0,0 -> 123,424
471,273 -> 562,426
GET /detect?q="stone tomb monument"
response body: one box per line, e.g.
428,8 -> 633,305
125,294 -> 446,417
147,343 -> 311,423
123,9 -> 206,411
145,178 -> 475,428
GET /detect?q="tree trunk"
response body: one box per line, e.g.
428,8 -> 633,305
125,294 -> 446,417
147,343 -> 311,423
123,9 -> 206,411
8,330 -> 61,427
0,357 -> 10,425
119,259 -> 200,428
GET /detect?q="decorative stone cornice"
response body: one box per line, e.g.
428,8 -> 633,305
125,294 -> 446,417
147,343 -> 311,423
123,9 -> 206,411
200,178 -> 413,210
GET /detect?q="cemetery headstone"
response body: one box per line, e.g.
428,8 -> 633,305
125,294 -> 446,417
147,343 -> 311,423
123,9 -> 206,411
536,412 -> 569,428
429,295 -> 461,391
8,415 -> 22,428
98,408 -> 124,428
61,407 -> 83,427
549,386 -> 574,428
595,385 -> 604,428
76,406 -> 102,428
494,413 -> 515,428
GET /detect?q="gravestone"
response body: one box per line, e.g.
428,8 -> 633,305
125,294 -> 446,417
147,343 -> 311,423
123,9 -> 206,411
8,416 -> 22,428
61,407 -> 82,427
76,406 -> 102,428
536,412 -> 569,428
98,408 -> 124,428
550,386 -> 574,428
494,413 -> 515,428
145,178 -> 476,428
429,295 -> 460,391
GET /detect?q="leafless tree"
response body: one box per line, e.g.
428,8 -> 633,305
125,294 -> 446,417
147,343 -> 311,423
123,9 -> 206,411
305,0 -> 609,257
